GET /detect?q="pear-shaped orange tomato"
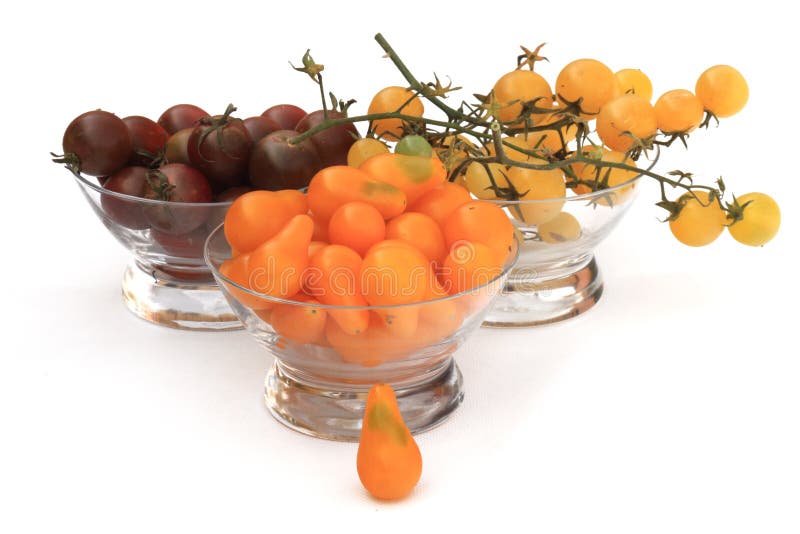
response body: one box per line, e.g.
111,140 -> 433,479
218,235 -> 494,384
357,384 -> 422,500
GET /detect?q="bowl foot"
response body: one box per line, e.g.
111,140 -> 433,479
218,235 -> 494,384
121,261 -> 242,331
264,358 -> 464,441
482,255 -> 603,327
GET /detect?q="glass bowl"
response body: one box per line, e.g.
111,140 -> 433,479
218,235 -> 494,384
205,224 -> 519,441
483,150 -> 659,327
71,171 -> 241,331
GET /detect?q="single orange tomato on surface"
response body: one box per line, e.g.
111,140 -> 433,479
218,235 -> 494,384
357,384 -> 422,500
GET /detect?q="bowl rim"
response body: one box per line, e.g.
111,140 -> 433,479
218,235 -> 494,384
69,168 -> 237,208
204,223 -> 520,311
485,145 -> 660,205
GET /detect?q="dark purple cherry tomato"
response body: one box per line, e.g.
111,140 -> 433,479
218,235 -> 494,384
60,110 -> 132,176
187,106 -> 252,192
142,163 -> 213,234
164,127 -> 193,165
261,104 -> 306,130
151,226 -> 209,259
295,110 -> 358,167
101,166 -> 150,229
248,130 -> 322,190
242,116 -> 281,144
157,104 -> 209,135
123,116 -> 168,166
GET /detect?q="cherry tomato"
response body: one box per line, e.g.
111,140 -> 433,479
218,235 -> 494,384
695,65 -> 748,118
61,110 -> 132,177
538,212 -> 581,243
361,240 -> 430,305
247,214 -> 313,299
368,86 -> 424,140
654,89 -> 705,134
187,109 -> 252,192
224,189 -> 308,254
328,201 -> 386,256
248,130 -> 323,191
669,191 -> 727,247
261,104 -> 307,130
395,135 -> 433,157
306,244 -> 370,335
728,192 -> 780,246
615,69 -> 653,102
464,162 -> 509,200
242,116 -> 281,144
491,70 -> 553,124
157,104 -> 209,135
295,109 -> 359,167
101,166 -> 150,229
443,201 -> 515,262
555,59 -> 619,116
270,294 -> 328,345
408,182 -> 471,227
142,163 -> 213,234
386,212 -> 446,266
123,116 -> 168,167
572,148 -> 639,205
596,94 -> 657,152
505,166 -> 566,225
347,137 -> 389,167
359,152 -> 447,204
164,127 -> 193,165
439,241 -> 503,294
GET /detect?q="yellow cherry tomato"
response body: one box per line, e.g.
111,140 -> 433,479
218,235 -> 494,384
669,191 -> 727,247
347,137 -> 389,167
505,165 -> 566,225
728,192 -> 780,246
538,212 -> 581,243
654,89 -> 705,134
491,70 -> 553,124
695,65 -> 748,118
596,94 -> 657,152
555,58 -> 620,117
615,68 -> 653,102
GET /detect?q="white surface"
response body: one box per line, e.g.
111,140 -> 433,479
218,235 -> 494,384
2,1 -> 798,532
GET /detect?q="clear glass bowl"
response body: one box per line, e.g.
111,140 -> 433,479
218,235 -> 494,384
71,171 -> 241,331
483,150 -> 659,327
205,224 -> 518,441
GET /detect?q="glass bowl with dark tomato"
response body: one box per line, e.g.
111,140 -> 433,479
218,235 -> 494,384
71,166 -> 245,331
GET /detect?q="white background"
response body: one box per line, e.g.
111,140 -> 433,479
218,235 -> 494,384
2,1 -> 798,532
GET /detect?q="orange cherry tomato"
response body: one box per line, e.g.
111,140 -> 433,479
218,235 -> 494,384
595,94 -> 657,152
325,313 -> 417,367
361,240 -> 430,306
385,212 -> 447,266
307,165 -> 407,224
224,190 -> 308,254
219,252 -> 271,311
368,86 -> 424,140
247,214 -> 314,300
407,182 -> 471,227
439,240 -> 503,294
359,152 -> 447,205
328,201 -> 387,257
306,244 -> 369,335
270,294 -> 327,345
357,384 -> 423,500
442,200 -> 515,261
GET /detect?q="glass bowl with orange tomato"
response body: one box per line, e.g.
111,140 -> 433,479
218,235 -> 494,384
204,160 -> 519,441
